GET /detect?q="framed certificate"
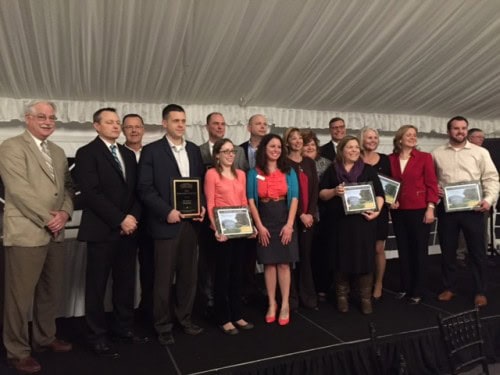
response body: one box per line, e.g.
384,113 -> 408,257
172,178 -> 201,217
214,206 -> 254,238
443,181 -> 482,212
378,174 -> 401,205
342,182 -> 378,215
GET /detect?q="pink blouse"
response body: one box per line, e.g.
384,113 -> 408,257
204,168 -> 248,224
256,168 -> 288,199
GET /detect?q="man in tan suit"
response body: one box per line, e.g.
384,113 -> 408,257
0,100 -> 74,374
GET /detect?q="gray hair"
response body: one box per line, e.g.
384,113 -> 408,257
24,100 -> 57,115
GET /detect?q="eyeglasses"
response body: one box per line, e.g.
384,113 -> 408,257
30,114 -> 57,122
331,125 -> 346,130
123,125 -> 144,131
219,149 -> 237,155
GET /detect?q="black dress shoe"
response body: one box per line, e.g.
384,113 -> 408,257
92,341 -> 120,359
219,325 -> 239,335
112,330 -> 149,344
158,332 -> 175,346
234,321 -> 254,330
182,323 -> 203,336
395,292 -> 407,300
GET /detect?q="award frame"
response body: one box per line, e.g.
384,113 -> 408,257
172,178 -> 201,218
443,181 -> 482,213
214,206 -> 254,238
378,174 -> 401,205
342,182 -> 378,215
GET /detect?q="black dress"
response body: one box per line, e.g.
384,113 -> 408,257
319,164 -> 385,274
369,153 -> 391,241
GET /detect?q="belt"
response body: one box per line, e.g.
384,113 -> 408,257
260,196 -> 286,203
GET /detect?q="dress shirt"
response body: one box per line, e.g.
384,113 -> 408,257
166,136 -> 190,177
100,137 -> 126,179
432,141 -> 499,206
124,144 -> 141,162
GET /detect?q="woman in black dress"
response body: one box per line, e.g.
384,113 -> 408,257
319,136 -> 384,314
359,127 -> 391,300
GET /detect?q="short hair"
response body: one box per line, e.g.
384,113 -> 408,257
335,135 -> 360,164
283,127 -> 301,154
212,138 -> 237,178
329,117 -> 344,127
162,104 -> 185,120
255,133 -> 290,175
122,113 -> 144,127
206,112 -> 223,124
301,130 -> 320,148
392,125 -> 418,154
468,128 -> 483,136
446,116 -> 468,131
93,107 -> 117,123
248,114 -> 265,126
358,127 -> 380,151
24,100 -> 56,115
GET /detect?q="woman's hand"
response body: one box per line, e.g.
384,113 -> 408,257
299,213 -> 314,228
215,231 -> 228,242
390,201 -> 399,210
335,183 -> 345,197
423,207 -> 435,224
248,228 -> 258,239
280,224 -> 294,245
257,225 -> 271,247
362,210 -> 379,221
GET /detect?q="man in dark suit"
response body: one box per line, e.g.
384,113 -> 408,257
319,117 -> 346,161
75,108 -> 147,359
0,100 -> 74,374
239,114 -> 268,170
137,104 -> 206,346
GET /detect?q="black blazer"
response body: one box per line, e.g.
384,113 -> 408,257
239,141 -> 250,162
320,141 -> 336,161
75,137 -> 141,242
137,137 -> 205,239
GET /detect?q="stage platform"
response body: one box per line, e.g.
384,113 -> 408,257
1,255 -> 500,375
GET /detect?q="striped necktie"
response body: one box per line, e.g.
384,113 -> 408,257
110,144 -> 124,176
40,140 -> 55,180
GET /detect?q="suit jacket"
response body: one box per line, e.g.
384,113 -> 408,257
388,149 -> 439,210
75,136 -> 141,242
0,130 -> 74,246
319,141 -> 336,161
137,137 -> 205,239
200,141 -> 248,171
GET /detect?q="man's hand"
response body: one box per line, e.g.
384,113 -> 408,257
191,206 -> 206,222
47,210 -> 70,234
120,214 -> 138,235
167,209 -> 182,223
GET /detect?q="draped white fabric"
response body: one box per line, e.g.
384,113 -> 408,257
1,0 -> 500,134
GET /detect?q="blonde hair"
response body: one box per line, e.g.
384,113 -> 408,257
393,125 -> 418,153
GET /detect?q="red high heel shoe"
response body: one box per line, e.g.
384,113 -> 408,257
278,308 -> 290,326
265,305 -> 277,323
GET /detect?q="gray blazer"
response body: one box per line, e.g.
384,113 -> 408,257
199,141 -> 249,171
0,130 -> 74,246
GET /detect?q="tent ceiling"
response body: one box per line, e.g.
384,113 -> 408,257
1,0 -> 500,127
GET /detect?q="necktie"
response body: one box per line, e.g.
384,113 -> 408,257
110,144 -> 124,176
40,140 -> 55,180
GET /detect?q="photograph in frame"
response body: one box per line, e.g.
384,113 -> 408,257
443,181 -> 482,213
342,182 -> 378,215
214,206 -> 254,238
172,178 -> 201,218
378,174 -> 401,205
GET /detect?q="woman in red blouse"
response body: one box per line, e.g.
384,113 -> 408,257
204,138 -> 254,335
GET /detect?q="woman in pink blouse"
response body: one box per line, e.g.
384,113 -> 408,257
204,138 -> 254,335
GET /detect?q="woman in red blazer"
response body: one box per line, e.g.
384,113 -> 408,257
389,125 -> 439,304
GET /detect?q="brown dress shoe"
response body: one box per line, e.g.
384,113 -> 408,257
9,356 -> 41,374
438,290 -> 455,301
36,339 -> 72,352
474,294 -> 488,307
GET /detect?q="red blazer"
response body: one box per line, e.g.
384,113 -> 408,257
388,149 -> 439,210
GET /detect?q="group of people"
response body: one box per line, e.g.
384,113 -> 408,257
0,100 -> 498,375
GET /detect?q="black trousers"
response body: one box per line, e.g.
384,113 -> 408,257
137,226 -> 155,316
214,238 -> 245,325
391,209 -> 430,298
197,219 -> 217,307
291,222 -> 317,308
153,222 -> 199,334
437,206 -> 487,294
85,237 -> 137,343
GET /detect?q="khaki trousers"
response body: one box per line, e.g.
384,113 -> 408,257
3,242 -> 65,359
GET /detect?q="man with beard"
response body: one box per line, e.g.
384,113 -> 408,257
432,116 -> 498,308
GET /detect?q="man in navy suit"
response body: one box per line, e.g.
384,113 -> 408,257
319,117 -> 346,161
137,104 -> 206,346
75,108 -> 147,359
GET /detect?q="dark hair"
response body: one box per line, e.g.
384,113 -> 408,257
212,138 -> 237,178
122,113 -> 144,127
206,112 -> 223,124
93,107 -> 117,123
255,134 -> 290,175
335,135 -> 361,164
329,117 -> 345,127
162,104 -> 185,120
392,125 -> 418,154
446,116 -> 468,131
301,130 -> 320,148
468,128 -> 483,136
